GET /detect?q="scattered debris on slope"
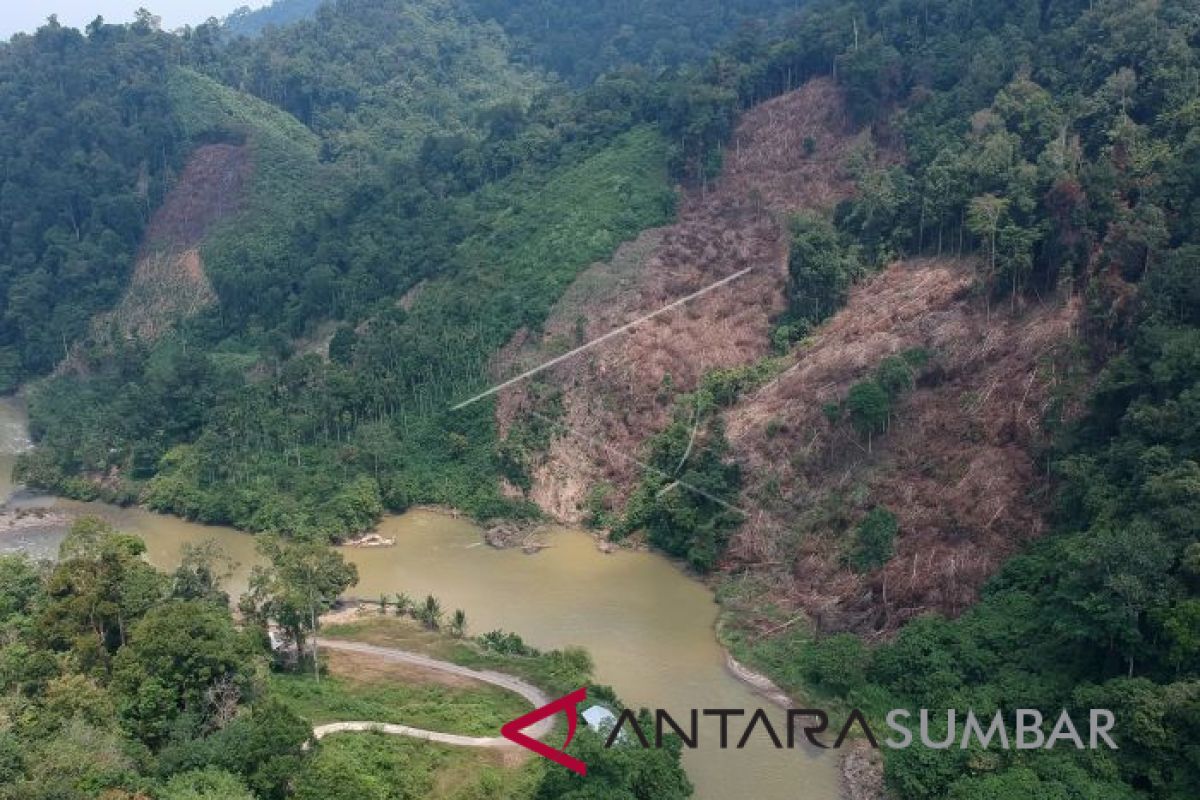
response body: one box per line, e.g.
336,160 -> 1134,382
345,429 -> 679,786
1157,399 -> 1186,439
724,258 -> 1082,635
90,143 -> 250,346
497,78 -> 880,521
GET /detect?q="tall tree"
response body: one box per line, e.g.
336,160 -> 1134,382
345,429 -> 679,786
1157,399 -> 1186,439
241,537 -> 357,682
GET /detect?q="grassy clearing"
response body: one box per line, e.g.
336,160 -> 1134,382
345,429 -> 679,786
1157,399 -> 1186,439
270,649 -> 530,735
321,616 -> 592,698
299,731 -> 542,800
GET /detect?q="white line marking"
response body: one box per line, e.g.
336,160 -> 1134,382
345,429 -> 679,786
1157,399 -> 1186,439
450,266 -> 757,410
527,410 -> 749,517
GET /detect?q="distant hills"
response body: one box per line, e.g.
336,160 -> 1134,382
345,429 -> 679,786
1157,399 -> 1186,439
224,0 -> 324,37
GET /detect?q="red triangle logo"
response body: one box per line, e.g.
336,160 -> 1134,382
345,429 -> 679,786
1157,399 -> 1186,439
501,686 -> 588,775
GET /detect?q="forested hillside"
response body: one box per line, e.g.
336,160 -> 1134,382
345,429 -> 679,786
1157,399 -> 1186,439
225,0 -> 324,37
0,14 -> 182,390
3,1 -> 1200,798
462,0 -> 806,85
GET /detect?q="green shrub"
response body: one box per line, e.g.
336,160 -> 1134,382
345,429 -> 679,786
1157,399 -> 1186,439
849,508 -> 898,572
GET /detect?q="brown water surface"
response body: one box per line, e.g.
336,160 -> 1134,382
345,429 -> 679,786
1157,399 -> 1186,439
0,398 -> 838,800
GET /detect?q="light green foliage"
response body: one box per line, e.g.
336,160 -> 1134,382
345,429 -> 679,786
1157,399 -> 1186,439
161,768 -> 256,800
269,668 -> 527,735
293,732 -> 542,800
0,518 -> 313,799
7,3 -> 1200,798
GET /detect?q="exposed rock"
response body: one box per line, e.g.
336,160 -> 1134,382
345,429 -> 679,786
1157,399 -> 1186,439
344,533 -> 395,548
0,506 -> 73,533
521,540 -> 550,555
484,521 -> 527,549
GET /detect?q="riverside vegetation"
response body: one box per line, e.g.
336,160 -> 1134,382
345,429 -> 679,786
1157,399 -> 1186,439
0,517 -> 690,800
2,1 -> 1199,798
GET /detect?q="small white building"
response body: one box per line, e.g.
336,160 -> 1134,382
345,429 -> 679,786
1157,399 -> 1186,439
582,704 -> 617,733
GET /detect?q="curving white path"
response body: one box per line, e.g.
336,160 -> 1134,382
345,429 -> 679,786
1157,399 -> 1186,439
309,638 -> 554,748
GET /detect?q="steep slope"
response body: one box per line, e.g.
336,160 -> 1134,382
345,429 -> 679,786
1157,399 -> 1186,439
70,67 -> 322,356
0,20 -> 182,389
496,78 -> 879,520
498,76 -> 1083,636
210,0 -> 545,163
90,143 -> 248,343
724,259 -> 1081,634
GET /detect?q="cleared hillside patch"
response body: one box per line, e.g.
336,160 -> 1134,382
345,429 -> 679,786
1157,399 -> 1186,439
496,78 -> 878,521
722,258 -> 1083,635
92,143 -> 251,343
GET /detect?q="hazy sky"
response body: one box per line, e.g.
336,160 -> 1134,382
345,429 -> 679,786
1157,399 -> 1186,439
1,1 -> 271,39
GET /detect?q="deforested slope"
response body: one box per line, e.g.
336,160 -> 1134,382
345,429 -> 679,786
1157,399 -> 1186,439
496,78 -> 881,521
724,258 -> 1081,634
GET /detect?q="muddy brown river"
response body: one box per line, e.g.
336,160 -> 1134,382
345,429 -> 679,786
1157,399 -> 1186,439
0,398 -> 839,799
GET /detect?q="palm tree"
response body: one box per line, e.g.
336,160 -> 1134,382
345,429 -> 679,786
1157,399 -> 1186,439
419,594 -> 442,630
449,609 -> 467,638
394,592 -> 412,617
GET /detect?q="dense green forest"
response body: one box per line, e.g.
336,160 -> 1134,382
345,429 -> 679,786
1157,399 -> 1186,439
0,14 -> 182,390
3,0 -> 1200,798
224,0 -> 325,38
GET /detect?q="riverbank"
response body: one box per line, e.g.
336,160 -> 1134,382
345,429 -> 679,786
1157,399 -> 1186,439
0,396 -> 841,800
0,506 -> 72,533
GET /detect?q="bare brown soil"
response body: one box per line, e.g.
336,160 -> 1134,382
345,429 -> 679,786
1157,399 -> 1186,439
325,648 -> 478,691
89,143 -> 251,345
497,78 -> 878,521
725,259 -> 1082,634
496,77 -> 1085,637
142,143 -> 252,252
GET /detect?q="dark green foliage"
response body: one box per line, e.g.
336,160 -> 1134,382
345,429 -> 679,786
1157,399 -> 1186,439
616,411 -> 742,573
774,213 -> 864,349
241,536 -> 359,668
849,507 -> 898,572
157,699 -> 312,800
0,520 -> 311,800
327,326 -> 355,366
465,0 -> 801,86
846,380 -> 892,438
830,349 -> 927,445
534,717 -> 693,800
224,0 -> 324,38
700,3 -> 1200,798
24,117 -> 672,536
203,0 -> 543,163
112,600 -> 258,747
0,17 -> 182,386
6,3 -> 1200,797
